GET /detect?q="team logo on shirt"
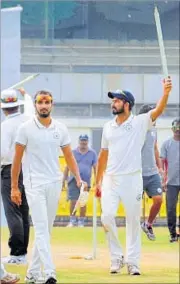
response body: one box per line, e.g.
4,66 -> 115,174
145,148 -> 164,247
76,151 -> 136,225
123,123 -> 132,131
53,132 -> 60,139
157,188 -> 162,194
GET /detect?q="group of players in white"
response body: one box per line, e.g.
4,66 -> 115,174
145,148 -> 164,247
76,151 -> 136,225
1,77 -> 179,283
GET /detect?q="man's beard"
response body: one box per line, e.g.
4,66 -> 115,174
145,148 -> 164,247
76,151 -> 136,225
80,146 -> 88,151
112,105 -> 125,115
174,130 -> 180,137
37,110 -> 51,118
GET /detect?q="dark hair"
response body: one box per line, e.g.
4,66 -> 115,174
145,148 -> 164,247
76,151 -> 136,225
129,103 -> 133,111
3,106 -> 19,113
34,90 -> 53,101
172,118 -> 180,126
121,99 -> 133,111
139,104 -> 155,114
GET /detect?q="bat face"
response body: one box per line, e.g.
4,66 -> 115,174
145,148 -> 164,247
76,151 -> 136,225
3,73 -> 40,91
72,184 -> 89,215
154,6 -> 168,78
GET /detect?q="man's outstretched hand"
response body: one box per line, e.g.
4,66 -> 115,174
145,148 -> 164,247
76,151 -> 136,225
163,77 -> 172,95
17,88 -> 26,96
11,187 -> 22,206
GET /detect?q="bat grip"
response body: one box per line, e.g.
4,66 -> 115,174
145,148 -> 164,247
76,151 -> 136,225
80,182 -> 85,192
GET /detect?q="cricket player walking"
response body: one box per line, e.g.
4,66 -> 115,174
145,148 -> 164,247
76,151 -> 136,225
95,78 -> 172,275
139,105 -> 163,241
11,90 -> 86,284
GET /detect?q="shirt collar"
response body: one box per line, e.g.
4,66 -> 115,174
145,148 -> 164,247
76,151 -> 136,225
6,112 -> 21,119
111,113 -> 134,128
34,115 -> 55,129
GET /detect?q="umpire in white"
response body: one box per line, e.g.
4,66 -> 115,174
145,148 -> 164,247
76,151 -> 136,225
1,89 -> 33,264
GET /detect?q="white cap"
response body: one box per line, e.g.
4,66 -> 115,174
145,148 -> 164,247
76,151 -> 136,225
1,89 -> 24,109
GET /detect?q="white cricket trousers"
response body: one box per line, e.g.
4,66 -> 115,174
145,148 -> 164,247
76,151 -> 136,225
101,172 -> 143,266
25,181 -> 62,276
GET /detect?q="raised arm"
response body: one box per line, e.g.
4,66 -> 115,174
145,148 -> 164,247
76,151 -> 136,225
18,88 -> 35,116
151,77 -> 172,121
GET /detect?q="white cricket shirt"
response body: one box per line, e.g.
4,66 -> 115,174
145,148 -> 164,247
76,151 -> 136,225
1,94 -> 35,166
15,116 -> 71,188
101,112 -> 153,175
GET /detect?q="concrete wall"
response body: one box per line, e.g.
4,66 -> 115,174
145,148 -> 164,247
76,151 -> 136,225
1,6 -> 22,226
21,73 -> 179,104
58,117 -> 174,153
1,6 -> 22,91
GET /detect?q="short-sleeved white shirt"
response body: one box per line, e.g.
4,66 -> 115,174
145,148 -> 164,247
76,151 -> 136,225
1,94 -> 34,166
15,116 -> 71,188
101,112 -> 153,175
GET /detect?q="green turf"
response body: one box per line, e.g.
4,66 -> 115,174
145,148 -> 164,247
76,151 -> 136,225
1,227 -> 179,283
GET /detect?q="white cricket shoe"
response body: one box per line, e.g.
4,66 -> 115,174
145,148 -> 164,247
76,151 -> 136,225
44,273 -> 57,284
127,264 -> 141,275
110,256 -> 125,274
25,273 -> 44,283
1,272 -> 20,283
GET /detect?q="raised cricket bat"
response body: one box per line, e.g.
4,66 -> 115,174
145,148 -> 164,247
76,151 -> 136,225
154,6 -> 169,78
8,73 -> 40,90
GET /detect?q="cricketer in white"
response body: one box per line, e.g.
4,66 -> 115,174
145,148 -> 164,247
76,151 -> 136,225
95,78 -> 172,275
11,90 -> 85,284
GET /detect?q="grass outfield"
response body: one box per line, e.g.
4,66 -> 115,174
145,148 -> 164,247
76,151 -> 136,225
1,227 -> 179,283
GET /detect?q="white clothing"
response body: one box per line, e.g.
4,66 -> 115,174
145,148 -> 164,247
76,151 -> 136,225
101,173 -> 143,266
100,111 -> 153,268
15,112 -> 71,277
1,94 -> 34,166
15,116 -> 71,188
23,93 -> 35,116
101,112 -> 153,175
26,181 -> 62,276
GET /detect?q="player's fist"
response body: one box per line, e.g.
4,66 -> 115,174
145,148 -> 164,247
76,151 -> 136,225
163,76 -> 172,95
17,88 -> 26,96
11,187 -> 22,206
95,184 -> 102,198
77,180 -> 88,191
